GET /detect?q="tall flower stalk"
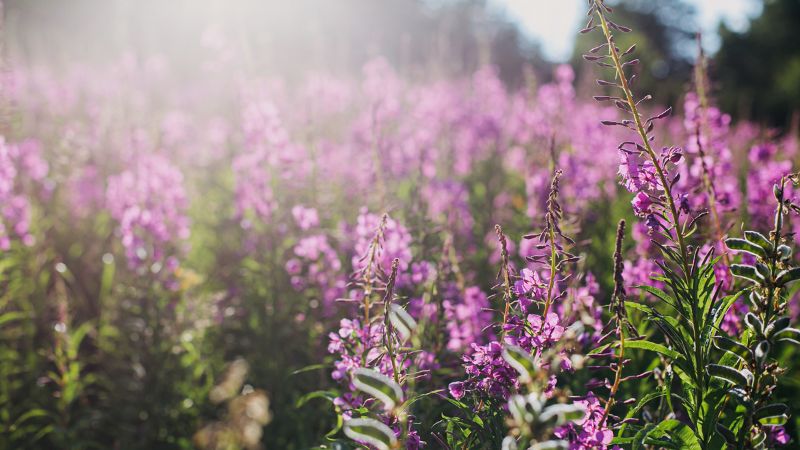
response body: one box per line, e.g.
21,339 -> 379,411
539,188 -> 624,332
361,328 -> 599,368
584,1 -> 740,447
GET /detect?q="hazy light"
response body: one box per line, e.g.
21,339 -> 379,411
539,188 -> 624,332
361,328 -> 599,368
491,0 -> 763,62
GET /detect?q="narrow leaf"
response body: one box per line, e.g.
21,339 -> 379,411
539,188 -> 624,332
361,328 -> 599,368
502,345 -> 537,383
343,418 -> 398,450
388,304 -> 417,342
707,364 -> 750,387
726,238 -> 767,258
625,339 -> 681,360
352,368 -> 403,410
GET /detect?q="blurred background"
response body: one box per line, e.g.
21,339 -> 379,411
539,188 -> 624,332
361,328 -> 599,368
1,1 -> 800,449
3,0 -> 799,128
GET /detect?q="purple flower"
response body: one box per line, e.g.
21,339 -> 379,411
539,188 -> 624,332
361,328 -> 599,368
554,392 -> 613,450
767,426 -> 790,446
631,192 -> 653,216
292,205 -> 319,230
443,286 -> 493,352
106,153 -> 189,281
448,382 -> 466,400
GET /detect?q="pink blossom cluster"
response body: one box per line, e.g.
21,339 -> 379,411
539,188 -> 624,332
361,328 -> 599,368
0,137 -> 49,249
106,153 -> 190,283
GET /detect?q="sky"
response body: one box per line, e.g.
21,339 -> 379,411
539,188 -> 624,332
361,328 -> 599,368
490,0 -> 763,61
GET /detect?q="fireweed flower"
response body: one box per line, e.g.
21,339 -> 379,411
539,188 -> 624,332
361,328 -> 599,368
351,209 -> 413,286
106,153 -> 190,285
234,98 -> 310,231
454,173 -> 583,402
679,92 -> 740,214
328,318 -> 408,391
579,3 -> 800,449
0,137 -> 49,249
68,164 -> 105,219
442,285 -> 493,352
747,143 -> 794,232
553,392 -> 614,449
291,205 -> 319,231
511,65 -> 621,221
421,180 -> 474,240
329,246 -> 423,447
622,221 -> 666,295
286,234 -> 345,315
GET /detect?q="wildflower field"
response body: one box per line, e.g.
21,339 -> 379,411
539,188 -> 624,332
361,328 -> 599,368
2,0 -> 800,449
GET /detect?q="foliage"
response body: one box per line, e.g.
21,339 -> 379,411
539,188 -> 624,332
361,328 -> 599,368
0,1 -> 799,448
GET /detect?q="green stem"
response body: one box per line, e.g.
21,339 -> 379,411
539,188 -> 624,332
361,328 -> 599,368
593,3 -> 711,445
594,4 -> 689,272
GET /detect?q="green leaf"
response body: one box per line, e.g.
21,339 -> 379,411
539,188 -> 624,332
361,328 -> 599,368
754,340 -> 771,364
774,327 -> 800,344
755,403 -> 789,426
352,368 -> 403,410
712,295 -> 741,331
292,363 -> 328,375
632,423 -> 657,450
707,364 -> 751,387
755,263 -> 772,280
10,409 -> 51,429
343,418 -> 397,450
751,430 -> 767,447
634,286 -> 672,304
508,393 -> 542,426
775,267 -> 800,287
587,342 -> 613,355
502,345 -> 536,383
765,316 -> 791,337
0,311 -> 26,328
618,391 -> 664,436
646,419 -> 702,450
539,404 -> 586,425
758,415 -> 788,426
715,423 -> 737,445
726,238 -> 767,258
730,264 -> 762,284
388,304 -> 416,342
745,313 -> 764,336
624,339 -> 681,360
295,390 -> 337,408
744,231 -> 773,252
713,336 -> 752,363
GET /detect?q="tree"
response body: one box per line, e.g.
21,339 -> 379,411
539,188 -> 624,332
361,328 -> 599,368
714,0 -> 800,128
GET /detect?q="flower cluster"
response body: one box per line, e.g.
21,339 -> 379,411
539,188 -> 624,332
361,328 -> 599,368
442,286 -> 493,352
285,206 -> 345,314
350,209 -> 414,286
554,393 -> 613,449
0,137 -> 49,249
106,153 -> 190,284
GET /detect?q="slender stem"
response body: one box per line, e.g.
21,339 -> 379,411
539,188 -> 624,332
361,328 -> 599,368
495,225 -> 514,335
601,220 -> 627,426
600,330 -> 625,425
537,170 -> 565,336
593,3 -> 710,445
693,44 -> 732,270
383,259 -> 401,385
594,3 -> 689,271
540,225 -> 558,323
362,214 -> 388,327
